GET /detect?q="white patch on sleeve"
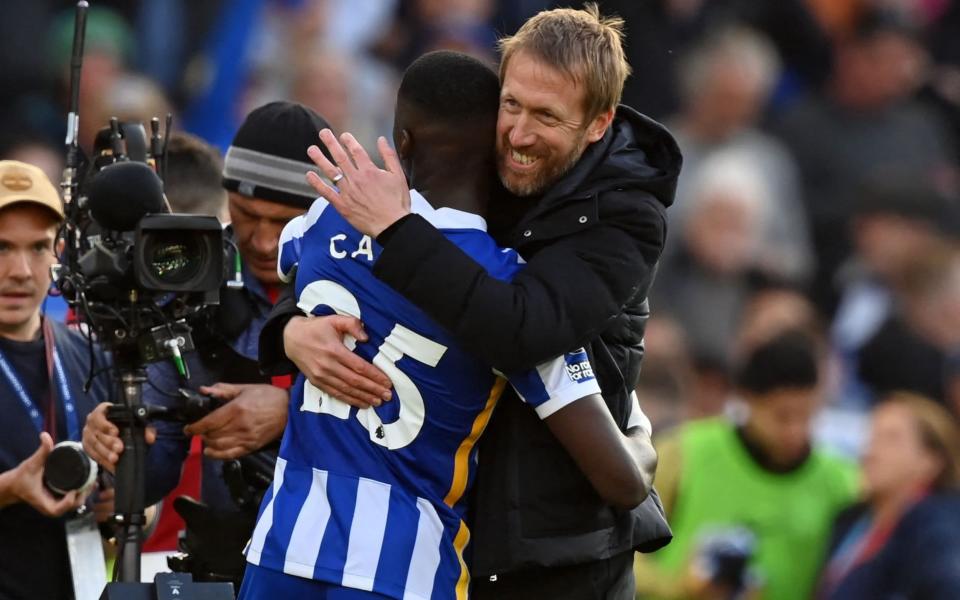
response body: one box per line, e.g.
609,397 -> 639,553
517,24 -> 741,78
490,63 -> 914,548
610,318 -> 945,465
627,390 -> 653,437
530,349 -> 601,419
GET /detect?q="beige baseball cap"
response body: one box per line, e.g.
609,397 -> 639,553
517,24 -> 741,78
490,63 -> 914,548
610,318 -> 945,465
0,160 -> 65,220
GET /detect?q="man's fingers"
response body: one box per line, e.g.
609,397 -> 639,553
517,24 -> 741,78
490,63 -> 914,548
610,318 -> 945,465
184,406 -> 231,436
340,132 -> 376,172
87,435 -> 120,468
319,128 -> 358,175
104,431 -> 124,454
145,426 -> 157,445
26,432 -> 55,468
333,350 -> 392,397
202,433 -> 244,451
378,136 -> 404,177
91,403 -> 119,437
203,445 -> 247,461
323,363 -> 388,405
45,490 -> 80,517
315,375 -> 380,409
306,171 -> 342,204
329,315 -> 369,343
200,383 -> 242,401
307,137 -> 342,175
202,432 -> 259,460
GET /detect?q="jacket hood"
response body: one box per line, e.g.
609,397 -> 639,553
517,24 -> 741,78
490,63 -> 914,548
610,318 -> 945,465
539,105 -> 682,210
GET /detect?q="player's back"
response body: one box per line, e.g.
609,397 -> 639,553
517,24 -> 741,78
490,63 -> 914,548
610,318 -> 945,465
246,192 -> 555,600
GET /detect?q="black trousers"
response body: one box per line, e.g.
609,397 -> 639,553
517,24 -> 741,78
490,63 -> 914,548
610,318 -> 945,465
471,551 -> 635,600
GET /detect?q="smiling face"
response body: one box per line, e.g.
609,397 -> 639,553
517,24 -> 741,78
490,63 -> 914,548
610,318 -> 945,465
228,192 -> 305,286
496,51 -> 613,197
0,204 -> 59,341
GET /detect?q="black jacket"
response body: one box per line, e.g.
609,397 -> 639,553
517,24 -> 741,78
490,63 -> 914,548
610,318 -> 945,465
259,106 -> 681,574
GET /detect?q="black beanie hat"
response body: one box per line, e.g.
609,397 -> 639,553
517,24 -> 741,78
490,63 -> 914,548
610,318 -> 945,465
222,101 -> 333,209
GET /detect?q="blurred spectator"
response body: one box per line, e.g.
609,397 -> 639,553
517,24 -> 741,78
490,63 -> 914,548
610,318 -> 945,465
635,316 -> 695,433
832,178 -> 958,408
668,26 -> 813,282
635,290 -> 818,433
290,50 -> 397,157
806,0 -> 865,39
0,131 -> 63,189
372,0 -> 498,69
47,6 -> 136,152
0,1 -> 58,111
892,243 -> 960,414
894,238 -> 960,350
162,132 -> 228,221
86,73 -> 175,146
773,10 -> 956,314
319,0 -> 399,55
923,0 -> 960,155
181,0 -> 273,151
733,284 -> 823,362
820,392 -> 960,599
581,0 -> 831,119
653,149 -> 777,365
634,331 -> 858,600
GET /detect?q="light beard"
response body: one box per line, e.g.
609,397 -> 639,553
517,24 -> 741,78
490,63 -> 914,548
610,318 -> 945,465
500,132 -> 588,198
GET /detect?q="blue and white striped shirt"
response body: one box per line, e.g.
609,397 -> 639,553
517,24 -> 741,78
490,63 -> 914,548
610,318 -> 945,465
247,192 -> 600,599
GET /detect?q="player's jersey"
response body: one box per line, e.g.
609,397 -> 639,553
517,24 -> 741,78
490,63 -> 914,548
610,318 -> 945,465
246,191 -> 601,600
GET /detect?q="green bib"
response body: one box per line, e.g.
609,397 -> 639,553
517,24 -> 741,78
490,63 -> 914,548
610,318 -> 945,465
652,418 -> 858,600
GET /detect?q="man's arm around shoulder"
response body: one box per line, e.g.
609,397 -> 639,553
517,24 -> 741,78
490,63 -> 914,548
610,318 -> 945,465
373,190 -> 667,372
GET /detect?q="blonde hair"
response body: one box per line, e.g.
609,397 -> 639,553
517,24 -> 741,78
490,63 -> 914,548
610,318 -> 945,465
498,3 -> 631,120
883,392 -> 960,491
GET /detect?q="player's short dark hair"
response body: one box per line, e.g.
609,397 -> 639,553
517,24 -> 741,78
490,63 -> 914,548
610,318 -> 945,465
735,330 -> 819,395
163,132 -> 226,217
397,51 -> 500,124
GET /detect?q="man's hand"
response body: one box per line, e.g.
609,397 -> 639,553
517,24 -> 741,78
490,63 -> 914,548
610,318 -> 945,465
83,402 -> 157,474
184,383 -> 289,460
284,314 -> 392,408
305,130 -> 411,238
0,432 -> 86,516
92,486 -> 115,524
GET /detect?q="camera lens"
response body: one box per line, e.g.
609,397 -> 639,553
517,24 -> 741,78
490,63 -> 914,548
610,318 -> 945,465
43,441 -> 97,497
142,232 -> 207,285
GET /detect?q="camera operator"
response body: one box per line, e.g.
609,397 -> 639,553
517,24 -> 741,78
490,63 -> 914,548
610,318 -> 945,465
0,160 -> 115,600
82,102 -> 340,513
161,131 -> 230,223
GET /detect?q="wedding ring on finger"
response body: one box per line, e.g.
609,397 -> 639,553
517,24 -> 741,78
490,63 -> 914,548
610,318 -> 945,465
331,171 -> 345,185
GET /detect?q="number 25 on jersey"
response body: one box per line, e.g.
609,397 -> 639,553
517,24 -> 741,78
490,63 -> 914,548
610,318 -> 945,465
297,280 -> 448,450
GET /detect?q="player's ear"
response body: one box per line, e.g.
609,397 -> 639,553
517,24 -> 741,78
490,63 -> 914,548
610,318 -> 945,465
397,129 -> 413,161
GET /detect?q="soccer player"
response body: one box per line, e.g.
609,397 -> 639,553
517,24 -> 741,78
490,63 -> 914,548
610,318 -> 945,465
238,51 -> 654,600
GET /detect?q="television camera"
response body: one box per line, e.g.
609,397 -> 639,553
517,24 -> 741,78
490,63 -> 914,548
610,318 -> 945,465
51,3 -> 274,597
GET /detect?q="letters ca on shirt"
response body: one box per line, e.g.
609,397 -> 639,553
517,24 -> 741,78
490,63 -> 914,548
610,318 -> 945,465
328,232 -> 376,262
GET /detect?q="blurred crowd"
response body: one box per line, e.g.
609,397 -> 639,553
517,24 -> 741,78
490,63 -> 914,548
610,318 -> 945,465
3,0 -> 960,599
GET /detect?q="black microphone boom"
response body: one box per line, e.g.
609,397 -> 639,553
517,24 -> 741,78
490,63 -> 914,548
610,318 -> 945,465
61,0 -> 88,208
87,162 -> 166,231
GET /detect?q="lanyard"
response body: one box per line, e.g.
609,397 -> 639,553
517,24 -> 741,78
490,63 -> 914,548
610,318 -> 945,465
0,319 -> 79,441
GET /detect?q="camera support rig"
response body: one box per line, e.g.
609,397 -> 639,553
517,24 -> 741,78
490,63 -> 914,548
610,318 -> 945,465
56,2 -> 235,597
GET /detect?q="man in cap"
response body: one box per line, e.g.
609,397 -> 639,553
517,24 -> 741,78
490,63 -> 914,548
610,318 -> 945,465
82,102 -> 351,523
0,160 -> 115,599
